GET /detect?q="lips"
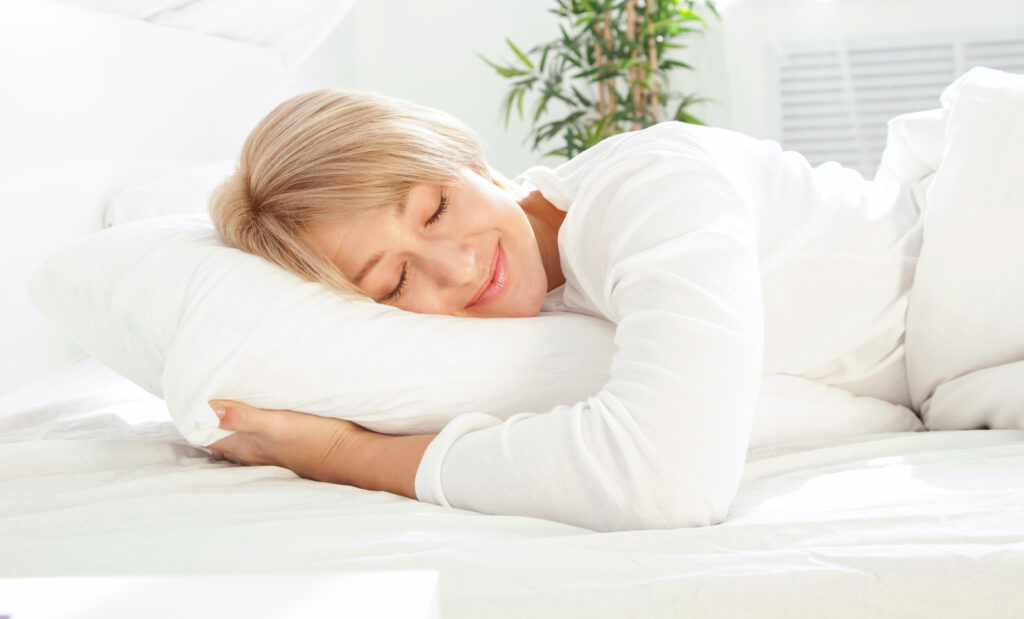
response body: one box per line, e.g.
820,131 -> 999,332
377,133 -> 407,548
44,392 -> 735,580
467,242 -> 508,308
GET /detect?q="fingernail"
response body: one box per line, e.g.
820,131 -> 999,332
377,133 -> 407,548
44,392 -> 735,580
210,402 -> 226,420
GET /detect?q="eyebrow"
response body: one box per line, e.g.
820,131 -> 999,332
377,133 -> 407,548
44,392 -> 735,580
353,252 -> 383,287
352,200 -> 408,287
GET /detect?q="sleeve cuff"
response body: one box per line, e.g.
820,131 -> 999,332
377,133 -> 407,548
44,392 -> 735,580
414,412 -> 503,507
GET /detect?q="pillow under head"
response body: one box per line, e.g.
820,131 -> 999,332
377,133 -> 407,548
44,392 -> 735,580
28,214 -> 616,445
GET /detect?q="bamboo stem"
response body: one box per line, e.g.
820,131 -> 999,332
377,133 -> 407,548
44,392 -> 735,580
594,27 -> 607,117
647,0 -> 659,122
626,0 -> 641,130
603,12 -> 616,123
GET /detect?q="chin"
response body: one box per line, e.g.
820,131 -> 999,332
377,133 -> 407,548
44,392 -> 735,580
508,306 -> 541,318
477,304 -> 537,319
511,288 -> 546,318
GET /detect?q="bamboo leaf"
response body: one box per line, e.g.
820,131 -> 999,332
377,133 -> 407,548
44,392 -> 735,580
660,59 -> 694,71
674,97 -> 706,125
570,85 -> 593,106
479,53 -> 533,78
539,46 -> 551,73
618,57 -> 645,71
532,92 -> 553,125
571,65 -> 605,79
675,7 -> 704,23
666,25 -> 698,35
486,0 -> 720,159
502,88 -> 519,127
506,38 -> 534,69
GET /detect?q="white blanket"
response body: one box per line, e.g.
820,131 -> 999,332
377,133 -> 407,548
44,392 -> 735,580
1,359 -> 1022,618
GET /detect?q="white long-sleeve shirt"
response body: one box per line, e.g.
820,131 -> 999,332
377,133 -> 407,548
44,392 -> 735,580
414,122 -> 922,531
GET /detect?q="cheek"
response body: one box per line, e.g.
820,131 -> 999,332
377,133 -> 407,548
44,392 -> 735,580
513,245 -> 549,315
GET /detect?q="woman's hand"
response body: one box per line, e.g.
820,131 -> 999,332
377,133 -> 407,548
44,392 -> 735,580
207,400 -> 363,486
206,400 -> 438,500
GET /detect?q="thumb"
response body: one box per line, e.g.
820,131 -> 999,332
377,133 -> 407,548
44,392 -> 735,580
209,399 -> 263,432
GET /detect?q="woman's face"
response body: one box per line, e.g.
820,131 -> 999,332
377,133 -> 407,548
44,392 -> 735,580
308,168 -> 549,318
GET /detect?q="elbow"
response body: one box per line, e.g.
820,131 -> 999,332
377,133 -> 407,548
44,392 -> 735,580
633,493 -> 731,531
594,468 -> 736,532
594,495 -> 730,532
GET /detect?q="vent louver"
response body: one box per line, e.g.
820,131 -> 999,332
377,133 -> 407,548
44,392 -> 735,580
777,33 -> 1024,177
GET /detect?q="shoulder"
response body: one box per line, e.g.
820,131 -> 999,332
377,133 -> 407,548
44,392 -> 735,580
546,125 -> 756,318
567,122 -> 718,173
519,122 -> 719,211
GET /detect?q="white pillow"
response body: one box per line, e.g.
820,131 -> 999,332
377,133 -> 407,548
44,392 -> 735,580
30,210 -> 928,449
105,161 -> 235,226
28,214 -> 617,445
905,206 -> 1024,430
904,68 -> 1024,430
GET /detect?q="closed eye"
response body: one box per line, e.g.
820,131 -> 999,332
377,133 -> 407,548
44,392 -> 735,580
381,193 -> 448,303
427,195 -> 448,226
382,264 -> 407,303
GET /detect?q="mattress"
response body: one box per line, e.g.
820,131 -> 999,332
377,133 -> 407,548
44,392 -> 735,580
1,358 -> 1023,618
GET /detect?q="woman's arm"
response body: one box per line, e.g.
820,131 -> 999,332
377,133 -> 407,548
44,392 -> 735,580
208,400 -> 436,499
415,128 -> 764,531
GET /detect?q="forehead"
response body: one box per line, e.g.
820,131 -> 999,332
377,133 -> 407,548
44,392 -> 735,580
308,175 -> 470,276
307,206 -> 400,278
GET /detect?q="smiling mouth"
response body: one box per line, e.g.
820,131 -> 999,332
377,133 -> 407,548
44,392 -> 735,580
467,242 -> 507,308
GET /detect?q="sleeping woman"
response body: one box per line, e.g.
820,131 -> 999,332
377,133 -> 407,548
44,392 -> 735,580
205,88 -> 924,531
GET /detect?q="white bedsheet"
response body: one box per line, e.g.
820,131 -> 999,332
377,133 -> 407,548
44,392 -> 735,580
2,359 -> 1022,618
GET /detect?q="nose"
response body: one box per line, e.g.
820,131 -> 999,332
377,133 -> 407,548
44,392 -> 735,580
420,239 -> 477,287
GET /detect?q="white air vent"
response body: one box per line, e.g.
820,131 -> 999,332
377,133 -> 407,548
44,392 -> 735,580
964,38 -> 1024,74
776,32 -> 1024,177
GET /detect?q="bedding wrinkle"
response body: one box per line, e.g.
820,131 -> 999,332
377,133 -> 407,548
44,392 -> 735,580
3,357 -> 1024,617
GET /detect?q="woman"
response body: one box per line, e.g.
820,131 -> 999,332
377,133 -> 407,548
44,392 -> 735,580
206,89 -> 921,531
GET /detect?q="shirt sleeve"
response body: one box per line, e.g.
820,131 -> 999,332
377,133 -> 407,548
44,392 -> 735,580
415,125 -> 765,532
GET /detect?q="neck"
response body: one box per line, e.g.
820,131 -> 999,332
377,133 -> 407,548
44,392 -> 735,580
520,189 -> 566,292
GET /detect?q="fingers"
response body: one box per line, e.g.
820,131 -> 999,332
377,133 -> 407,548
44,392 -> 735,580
207,434 -> 240,462
209,401 -> 227,421
206,434 -> 255,466
209,399 -> 272,433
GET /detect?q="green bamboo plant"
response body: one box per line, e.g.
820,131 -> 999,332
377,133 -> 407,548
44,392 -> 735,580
483,0 -> 719,159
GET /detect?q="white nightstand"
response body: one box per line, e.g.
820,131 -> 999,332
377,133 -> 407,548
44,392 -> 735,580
0,571 -> 440,619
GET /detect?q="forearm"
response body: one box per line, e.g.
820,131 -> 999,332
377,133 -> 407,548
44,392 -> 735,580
333,427 -> 437,500
210,401 -> 438,501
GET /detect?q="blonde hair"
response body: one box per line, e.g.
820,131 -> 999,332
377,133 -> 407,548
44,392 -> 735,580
210,89 -> 490,297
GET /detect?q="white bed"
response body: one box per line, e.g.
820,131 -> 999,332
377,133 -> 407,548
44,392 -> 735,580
2,358 -> 1023,617
3,2 -> 1024,617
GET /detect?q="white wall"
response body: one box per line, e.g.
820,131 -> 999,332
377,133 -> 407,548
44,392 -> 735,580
289,0 -> 1024,172
288,0 -> 730,174
0,0 -> 290,395
290,0 -> 563,175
